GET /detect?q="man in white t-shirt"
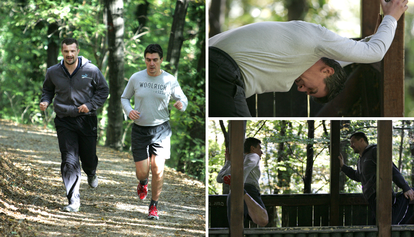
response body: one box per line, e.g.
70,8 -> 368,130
217,137 -> 269,227
121,44 -> 188,220
209,0 -> 408,116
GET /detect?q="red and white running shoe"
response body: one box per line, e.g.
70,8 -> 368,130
137,183 -> 148,200
148,204 -> 159,220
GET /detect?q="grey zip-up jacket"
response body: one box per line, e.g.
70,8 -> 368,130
41,56 -> 109,118
341,144 -> 411,200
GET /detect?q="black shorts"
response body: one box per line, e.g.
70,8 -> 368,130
131,121 -> 172,162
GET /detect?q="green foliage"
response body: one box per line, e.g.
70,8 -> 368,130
220,0 -> 339,31
0,0 -> 205,182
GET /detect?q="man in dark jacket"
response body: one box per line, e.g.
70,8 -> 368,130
338,132 -> 414,224
39,38 -> 109,212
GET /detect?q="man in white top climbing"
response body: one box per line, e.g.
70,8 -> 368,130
217,137 -> 269,227
208,0 -> 408,117
121,44 -> 188,220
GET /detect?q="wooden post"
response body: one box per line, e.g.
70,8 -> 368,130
330,120 -> 340,226
362,0 -> 405,116
381,14 -> 405,117
377,120 -> 392,237
229,121 -> 245,236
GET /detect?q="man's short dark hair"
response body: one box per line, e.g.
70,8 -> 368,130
313,57 -> 347,104
350,132 -> 368,144
61,38 -> 79,49
244,137 -> 261,153
144,44 -> 163,59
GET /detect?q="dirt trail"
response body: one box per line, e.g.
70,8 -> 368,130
0,119 -> 205,236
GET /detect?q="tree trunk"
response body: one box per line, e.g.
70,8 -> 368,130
285,0 -> 308,21
277,121 -> 291,194
47,23 -> 59,68
303,120 -> 314,193
339,120 -> 351,192
135,0 -> 149,34
396,121 -> 405,192
209,0 -> 226,37
166,0 -> 189,76
104,0 -> 125,150
398,121 -> 405,170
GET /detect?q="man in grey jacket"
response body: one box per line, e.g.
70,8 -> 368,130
339,132 -> 414,224
40,38 -> 109,212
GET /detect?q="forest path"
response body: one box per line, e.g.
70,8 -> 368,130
0,119 -> 205,236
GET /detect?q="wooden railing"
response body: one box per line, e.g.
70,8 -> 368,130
210,193 -> 377,228
209,193 -> 414,236
209,225 -> 414,237
245,63 -> 382,117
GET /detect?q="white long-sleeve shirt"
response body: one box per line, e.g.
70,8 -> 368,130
121,69 -> 188,126
217,153 -> 261,192
209,15 -> 397,98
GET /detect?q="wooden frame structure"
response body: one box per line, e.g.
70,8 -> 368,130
209,120 -> 413,237
246,0 -> 405,117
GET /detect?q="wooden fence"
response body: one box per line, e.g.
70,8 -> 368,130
246,63 -> 382,117
209,193 -> 414,236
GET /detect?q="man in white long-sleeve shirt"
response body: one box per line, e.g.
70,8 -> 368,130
217,137 -> 269,227
209,0 -> 408,116
121,44 -> 188,220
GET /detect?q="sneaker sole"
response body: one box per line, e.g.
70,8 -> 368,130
148,215 -> 159,220
88,176 -> 98,188
62,206 -> 80,212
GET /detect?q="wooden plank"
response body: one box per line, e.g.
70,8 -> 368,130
377,120 -> 392,237
282,206 -> 297,227
229,121 -> 245,237
246,95 -> 256,117
257,92 -> 275,117
209,195 -> 228,228
330,120 -> 341,226
381,15 -> 405,116
266,206 -> 276,227
274,86 -> 307,117
352,205 -> 369,225
314,205 -> 329,226
262,193 -> 331,206
297,206 -> 312,226
210,193 -> 369,206
343,205 -> 351,226
209,206 -> 229,228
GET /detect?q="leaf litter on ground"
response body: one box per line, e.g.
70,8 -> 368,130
0,119 -> 206,236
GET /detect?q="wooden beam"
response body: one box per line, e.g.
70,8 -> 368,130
377,120 -> 392,237
330,120 -> 340,226
229,121 -> 245,236
381,14 -> 405,116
